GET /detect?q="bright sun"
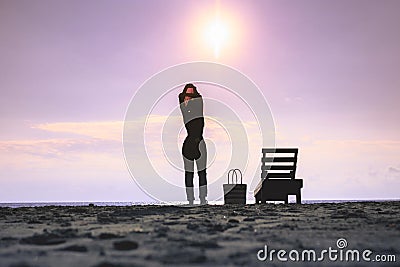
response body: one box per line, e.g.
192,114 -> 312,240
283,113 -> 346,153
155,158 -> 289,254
204,18 -> 229,58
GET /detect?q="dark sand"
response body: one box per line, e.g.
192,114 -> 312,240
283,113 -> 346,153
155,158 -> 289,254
0,202 -> 399,267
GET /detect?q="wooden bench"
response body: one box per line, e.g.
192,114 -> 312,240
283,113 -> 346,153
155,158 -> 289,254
254,148 -> 303,204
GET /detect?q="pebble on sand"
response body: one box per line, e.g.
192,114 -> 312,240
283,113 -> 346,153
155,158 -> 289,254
113,240 -> 139,251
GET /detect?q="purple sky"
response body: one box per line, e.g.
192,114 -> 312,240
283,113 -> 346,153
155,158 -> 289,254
1,0 -> 399,202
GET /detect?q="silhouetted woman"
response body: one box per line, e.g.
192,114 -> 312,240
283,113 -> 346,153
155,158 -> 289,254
179,83 -> 207,205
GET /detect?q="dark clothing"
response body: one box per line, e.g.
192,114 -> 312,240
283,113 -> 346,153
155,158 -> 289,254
179,93 -> 205,160
184,170 -> 207,188
179,93 -> 208,197
183,141 -> 207,186
178,93 -> 204,138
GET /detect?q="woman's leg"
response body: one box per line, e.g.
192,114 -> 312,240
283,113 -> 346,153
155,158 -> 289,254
183,156 -> 195,203
196,139 -> 207,203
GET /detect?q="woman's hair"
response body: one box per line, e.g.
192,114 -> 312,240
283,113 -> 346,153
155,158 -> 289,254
182,83 -> 201,97
179,83 -> 201,103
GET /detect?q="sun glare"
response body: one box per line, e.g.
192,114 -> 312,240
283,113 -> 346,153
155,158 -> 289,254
190,2 -> 243,60
204,18 -> 229,58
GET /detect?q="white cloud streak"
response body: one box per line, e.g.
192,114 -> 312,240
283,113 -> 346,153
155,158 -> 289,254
1,118 -> 399,201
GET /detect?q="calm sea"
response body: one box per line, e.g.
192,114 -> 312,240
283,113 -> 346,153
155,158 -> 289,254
0,199 -> 398,208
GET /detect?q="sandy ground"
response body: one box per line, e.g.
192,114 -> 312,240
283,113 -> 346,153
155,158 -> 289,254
0,201 -> 399,267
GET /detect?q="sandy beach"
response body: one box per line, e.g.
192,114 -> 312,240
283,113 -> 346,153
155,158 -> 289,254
0,201 -> 399,267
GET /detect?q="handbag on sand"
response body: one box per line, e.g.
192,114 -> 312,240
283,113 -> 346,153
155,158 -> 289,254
223,169 -> 247,204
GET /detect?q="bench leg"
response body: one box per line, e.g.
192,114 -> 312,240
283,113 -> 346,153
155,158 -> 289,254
285,195 -> 288,204
261,192 -> 266,204
296,191 -> 302,204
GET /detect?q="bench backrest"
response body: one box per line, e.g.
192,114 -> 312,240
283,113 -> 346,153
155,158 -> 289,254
261,148 -> 298,180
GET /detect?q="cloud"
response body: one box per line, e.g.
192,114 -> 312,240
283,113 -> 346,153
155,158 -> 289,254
0,121 -> 126,170
32,121 -> 123,141
0,138 -> 121,170
284,96 -> 303,103
2,117 -> 399,201
139,115 -> 263,186
388,166 -> 400,173
290,138 -> 400,199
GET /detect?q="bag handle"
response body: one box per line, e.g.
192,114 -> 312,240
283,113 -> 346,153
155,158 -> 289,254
228,168 -> 242,184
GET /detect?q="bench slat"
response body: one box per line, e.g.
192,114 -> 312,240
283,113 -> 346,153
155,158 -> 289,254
262,148 -> 298,153
261,157 -> 297,163
266,173 -> 295,179
261,165 -> 295,170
